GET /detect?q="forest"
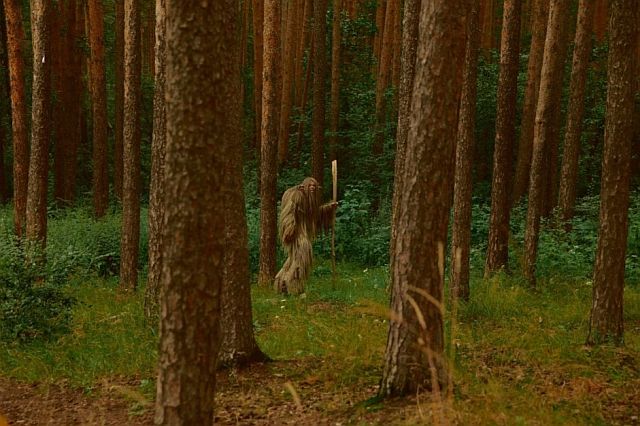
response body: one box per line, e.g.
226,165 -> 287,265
0,0 -> 639,424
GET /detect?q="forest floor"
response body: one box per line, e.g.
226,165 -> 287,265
1,263 -> 639,425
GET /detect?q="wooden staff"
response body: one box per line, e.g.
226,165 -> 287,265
331,160 -> 337,284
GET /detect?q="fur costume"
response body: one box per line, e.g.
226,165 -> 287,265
275,178 -> 336,294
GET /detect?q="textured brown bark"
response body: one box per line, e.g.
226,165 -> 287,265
145,0 -> 166,320
51,2 -> 64,205
258,0 -> 281,287
278,0 -> 297,166
295,0 -> 312,107
4,0 -> 28,237
372,0 -> 386,66
523,0 -> 572,286
390,0 -> 420,263
0,0 -> 7,203
115,0 -> 124,200
390,0 -> 401,104
513,0 -> 550,203
294,40 -> 314,167
587,0 -> 637,346
485,0 -> 523,276
312,0 -> 327,185
220,74 -> 266,366
252,0 -> 264,154
25,0 -> 52,247
154,1 -> 234,421
120,0 -> 142,291
372,0 -> 398,159
88,0 -> 108,218
63,0 -> 83,204
451,1 -> 481,301
329,0 -> 342,162
558,0 -> 595,222
592,0 -> 607,42
380,0 -> 466,397
481,0 -> 496,53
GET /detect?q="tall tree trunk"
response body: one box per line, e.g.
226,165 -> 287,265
451,0 -> 481,301
278,0 -> 297,166
372,0 -> 386,68
557,0 -> 595,222
380,0 -> 466,397
26,0 -> 52,247
312,0 -> 327,185
587,0 -> 637,346
512,0 -> 549,203
523,0 -> 572,286
145,0 -> 166,320
294,40 -> 314,167
0,0 -> 9,203
295,0 -> 312,107
50,2 -> 64,206
329,0 -> 342,162
372,0 -> 397,159
88,0 -> 108,218
115,0 -> 124,200
485,0 -> 523,276
592,0 -> 607,42
4,0 -> 28,237
252,0 -> 264,155
120,0 -> 142,291
390,0 -> 420,267
258,0 -> 281,287
481,0 -> 496,54
154,0 -> 234,421
220,65 -> 266,365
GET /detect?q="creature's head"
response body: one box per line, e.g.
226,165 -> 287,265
299,177 -> 322,212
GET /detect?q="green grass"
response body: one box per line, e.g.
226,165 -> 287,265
0,260 -> 638,423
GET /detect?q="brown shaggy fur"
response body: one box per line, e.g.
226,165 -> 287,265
275,178 -> 335,294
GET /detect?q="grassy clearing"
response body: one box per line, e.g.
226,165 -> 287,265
0,261 -> 638,424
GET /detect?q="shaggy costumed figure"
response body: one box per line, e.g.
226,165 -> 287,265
275,177 -> 337,295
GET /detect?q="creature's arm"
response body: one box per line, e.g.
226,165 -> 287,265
279,188 -> 303,244
318,201 -> 338,235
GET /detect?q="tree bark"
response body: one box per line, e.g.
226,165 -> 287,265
145,0 -> 166,320
26,0 -> 52,247
115,0 -> 124,200
154,0 -> 234,421
557,0 -> 595,222
252,0 -> 264,155
0,0 -> 8,203
312,0 -> 327,185
88,0 -> 108,218
513,0 -> 549,203
258,0 -> 281,287
485,0 -> 522,276
523,0 -> 571,286
120,0 -> 142,291
278,0 -> 297,166
4,0 -> 28,237
390,0 -> 420,270
592,0 -> 607,42
587,0 -> 637,346
451,1 -> 481,301
329,0 -> 342,162
380,0 -> 466,397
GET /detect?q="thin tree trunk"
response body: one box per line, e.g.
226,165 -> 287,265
481,0 -> 496,54
0,0 -> 8,203
372,0 -> 386,68
145,0 -> 166,320
380,0 -> 466,397
329,0 -> 342,162
4,0 -> 28,237
278,0 -> 297,166
513,0 -> 550,204
120,0 -> 142,291
294,40 -> 314,167
451,0 -> 481,301
390,0 -> 420,261
64,0 -> 82,203
115,0 -> 124,200
587,0 -> 637,346
558,0 -> 595,223
258,0 -> 281,287
88,0 -> 108,218
485,0 -> 523,276
252,0 -> 264,156
154,0 -> 234,421
523,0 -> 572,286
26,0 -> 52,247
592,0 -> 607,42
312,0 -> 327,185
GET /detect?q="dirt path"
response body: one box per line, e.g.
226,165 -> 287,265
0,360 -> 410,425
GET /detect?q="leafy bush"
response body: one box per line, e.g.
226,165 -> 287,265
0,235 -> 75,342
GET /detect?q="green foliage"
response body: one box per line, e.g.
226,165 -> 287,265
0,234 -> 75,343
